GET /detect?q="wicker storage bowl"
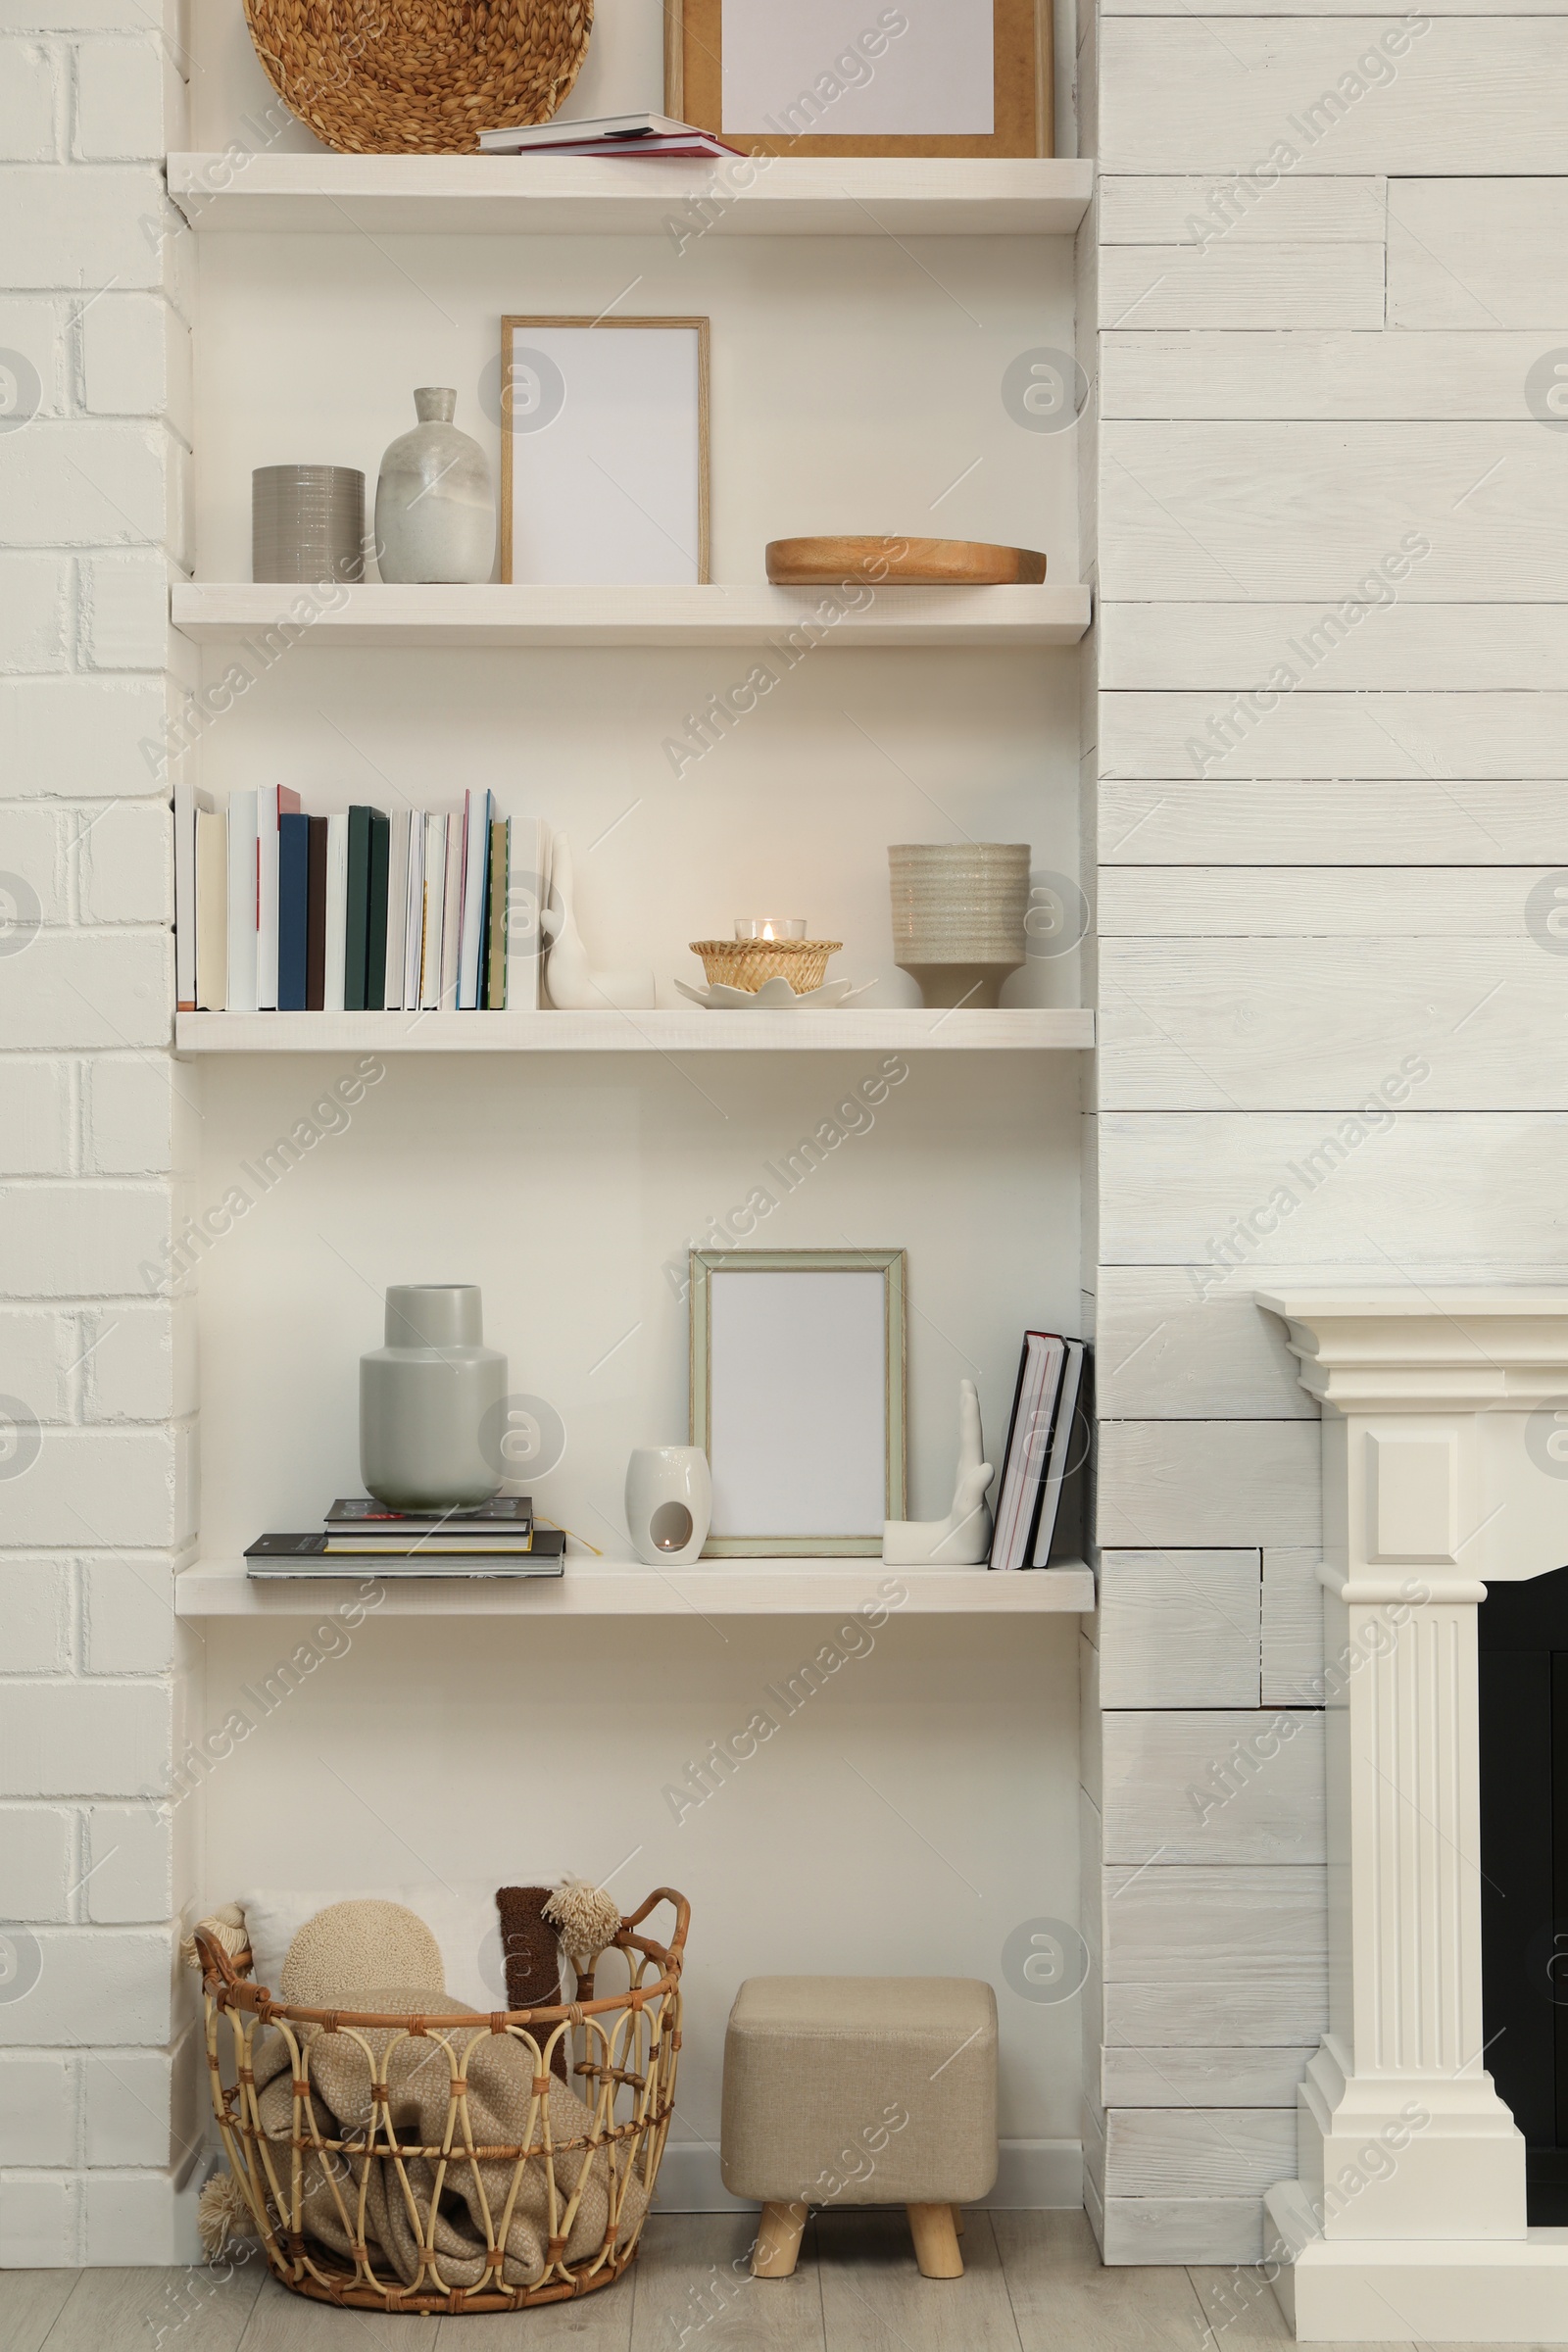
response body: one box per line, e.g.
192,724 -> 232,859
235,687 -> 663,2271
195,1888 -> 686,2314
690,939 -> 841,994
243,0 -> 594,156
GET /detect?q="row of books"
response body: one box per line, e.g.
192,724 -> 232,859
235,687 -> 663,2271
477,111 -> 741,161
174,784 -> 547,1015
989,1331 -> 1091,1572
245,1494 -> 566,1580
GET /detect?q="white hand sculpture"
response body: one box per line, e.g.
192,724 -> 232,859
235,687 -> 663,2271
543,834 -> 656,1012
882,1378 -> 995,1566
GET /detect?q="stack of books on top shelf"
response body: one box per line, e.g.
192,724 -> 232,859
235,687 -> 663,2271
244,1495 -> 566,1579
988,1331 -> 1092,1571
477,112 -> 743,160
174,784 -> 548,1015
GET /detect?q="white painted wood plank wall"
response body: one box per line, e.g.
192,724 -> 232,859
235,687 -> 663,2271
1080,0 -> 1567,2258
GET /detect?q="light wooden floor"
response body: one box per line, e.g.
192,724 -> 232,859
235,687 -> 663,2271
0,2210 -> 1511,2352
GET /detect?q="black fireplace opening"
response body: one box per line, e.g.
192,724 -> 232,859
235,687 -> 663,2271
1479,1562 -> 1568,2225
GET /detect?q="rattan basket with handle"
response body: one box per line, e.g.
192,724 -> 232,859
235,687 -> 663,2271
195,1887 -> 686,2313
690,939 -> 841,994
243,0 -> 593,156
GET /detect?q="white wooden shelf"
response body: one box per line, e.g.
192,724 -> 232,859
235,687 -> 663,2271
176,1559 -> 1095,1618
173,1008 -> 1094,1054
171,582 -> 1092,650
167,154 -> 1094,239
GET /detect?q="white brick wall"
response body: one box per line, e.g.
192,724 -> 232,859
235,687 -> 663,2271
0,4 -> 192,2265
0,1558 -> 70,1667
0,553 -> 72,668
0,2056 -> 77,2167
0,47 -> 58,165
0,1809 -> 73,1917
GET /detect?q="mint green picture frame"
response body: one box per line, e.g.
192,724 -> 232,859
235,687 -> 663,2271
689,1247 -> 907,1557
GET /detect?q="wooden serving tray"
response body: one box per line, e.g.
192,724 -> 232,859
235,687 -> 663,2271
765,536 -> 1048,587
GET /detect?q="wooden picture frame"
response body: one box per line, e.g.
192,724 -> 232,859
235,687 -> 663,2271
664,0 -> 1052,160
499,317 -> 710,585
689,1248 -> 907,1556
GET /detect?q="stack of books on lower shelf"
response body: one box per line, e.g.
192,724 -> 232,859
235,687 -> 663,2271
244,1495 -> 566,1579
174,782 -> 548,1015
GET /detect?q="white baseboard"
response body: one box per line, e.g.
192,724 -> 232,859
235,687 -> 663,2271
1,2143 -> 1082,2268
652,2138 -> 1082,2214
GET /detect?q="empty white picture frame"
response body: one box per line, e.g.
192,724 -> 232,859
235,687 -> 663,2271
690,1249 -> 907,1556
720,0 -> 996,137
500,317 -> 710,586
666,0 -> 1051,158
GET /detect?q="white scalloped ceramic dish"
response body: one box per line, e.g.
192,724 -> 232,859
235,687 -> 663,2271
672,975 -> 878,1012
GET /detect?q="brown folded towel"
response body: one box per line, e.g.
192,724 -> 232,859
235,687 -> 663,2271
497,1885 -> 566,2079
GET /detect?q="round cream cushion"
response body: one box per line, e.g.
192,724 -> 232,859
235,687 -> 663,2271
279,1899 -> 445,2007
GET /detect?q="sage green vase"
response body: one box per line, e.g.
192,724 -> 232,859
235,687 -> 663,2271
360,1285 -> 508,1510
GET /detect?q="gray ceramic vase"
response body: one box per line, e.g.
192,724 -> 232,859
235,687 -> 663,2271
360,1284 -> 508,1509
374,389 -> 495,584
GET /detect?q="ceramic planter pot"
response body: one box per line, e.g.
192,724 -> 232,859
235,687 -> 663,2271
888,843 -> 1030,1007
374,389 -> 495,584
625,1446 -> 711,1567
360,1284 -> 508,1509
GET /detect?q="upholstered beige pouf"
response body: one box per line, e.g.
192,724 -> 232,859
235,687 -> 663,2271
720,1975 -> 998,2280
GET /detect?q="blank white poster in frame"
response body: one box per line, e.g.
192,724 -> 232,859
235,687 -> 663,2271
665,0 -> 1052,158
499,317 -> 710,585
689,1248 -> 907,1556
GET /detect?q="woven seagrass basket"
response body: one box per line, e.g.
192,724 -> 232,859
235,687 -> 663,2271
690,939 -> 841,994
195,1887 -> 686,2314
243,0 -> 593,156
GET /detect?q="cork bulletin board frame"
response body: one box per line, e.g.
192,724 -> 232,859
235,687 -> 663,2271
664,0 -> 1053,160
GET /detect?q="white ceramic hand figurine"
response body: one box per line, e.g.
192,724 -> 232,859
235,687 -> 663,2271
882,1378 -> 995,1565
543,834 -> 657,1012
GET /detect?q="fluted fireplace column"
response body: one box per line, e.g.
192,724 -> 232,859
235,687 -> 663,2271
1255,1290 -> 1568,2343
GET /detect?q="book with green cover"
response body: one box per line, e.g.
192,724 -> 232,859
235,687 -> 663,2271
366,808 -> 391,1010
343,805 -> 380,1010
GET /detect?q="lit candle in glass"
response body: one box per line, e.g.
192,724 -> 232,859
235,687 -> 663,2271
734,917 -> 808,941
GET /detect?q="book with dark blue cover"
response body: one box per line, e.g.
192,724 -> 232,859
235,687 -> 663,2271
305,813 -> 328,1009
344,805 -> 378,1009
277,811 -> 310,1009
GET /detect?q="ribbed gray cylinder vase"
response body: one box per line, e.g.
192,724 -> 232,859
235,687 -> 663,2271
253,465 -> 366,584
360,1285 -> 508,1510
888,843 -> 1030,1008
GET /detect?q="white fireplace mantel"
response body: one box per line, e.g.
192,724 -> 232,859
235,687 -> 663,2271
1255,1288 -> 1568,2343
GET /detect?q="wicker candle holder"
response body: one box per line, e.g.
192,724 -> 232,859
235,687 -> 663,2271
690,939 -> 841,995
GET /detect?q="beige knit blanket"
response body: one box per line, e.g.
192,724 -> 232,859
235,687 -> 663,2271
251,1988 -> 649,2290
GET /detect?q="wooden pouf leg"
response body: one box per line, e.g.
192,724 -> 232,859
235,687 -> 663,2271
907,2203 -> 964,2278
753,2200 -> 808,2278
